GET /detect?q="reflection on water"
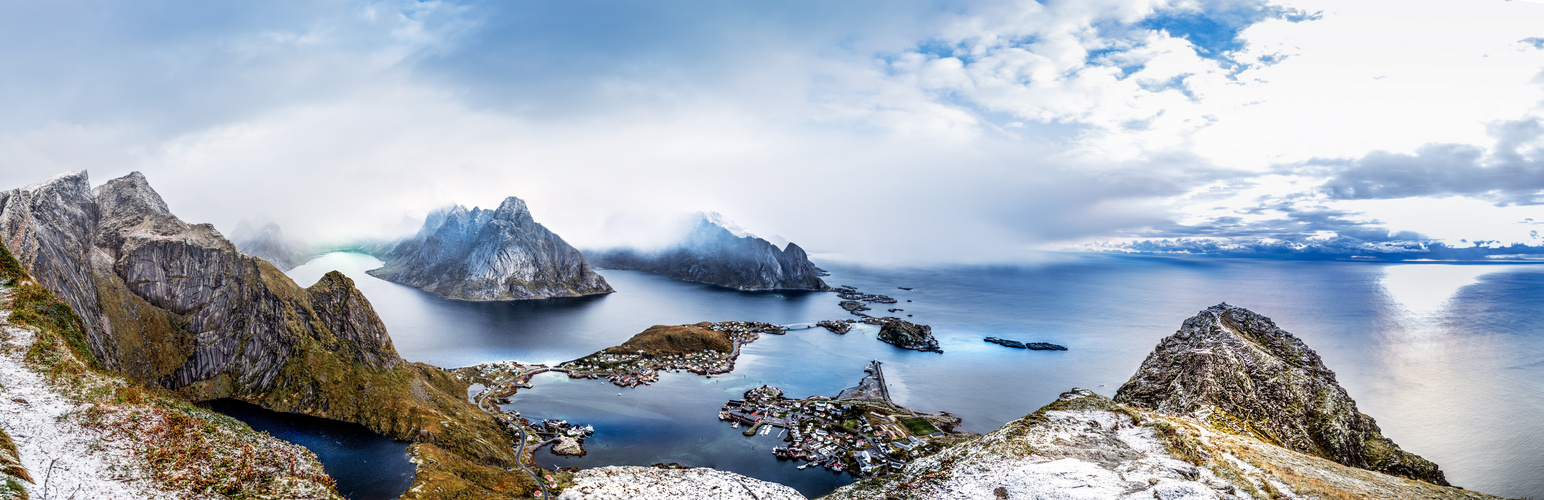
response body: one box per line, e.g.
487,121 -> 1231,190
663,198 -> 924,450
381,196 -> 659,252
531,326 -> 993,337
1379,264 -> 1511,316
278,253 -> 1544,499
207,399 -> 415,500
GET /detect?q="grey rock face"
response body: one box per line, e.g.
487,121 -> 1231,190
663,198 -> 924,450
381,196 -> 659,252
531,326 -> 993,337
368,197 -> 613,301
229,220 -> 310,271
591,213 -> 828,291
0,171 -> 102,347
0,170 -> 399,395
1114,303 -> 1448,485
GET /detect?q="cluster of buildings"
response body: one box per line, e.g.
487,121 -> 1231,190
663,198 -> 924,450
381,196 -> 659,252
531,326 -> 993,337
558,321 -> 785,383
717,387 -> 945,478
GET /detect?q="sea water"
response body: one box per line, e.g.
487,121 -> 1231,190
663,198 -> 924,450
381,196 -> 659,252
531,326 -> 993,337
266,252 -> 1544,499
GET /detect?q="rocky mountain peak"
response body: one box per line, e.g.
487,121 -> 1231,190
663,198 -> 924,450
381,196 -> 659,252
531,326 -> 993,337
369,195 -> 613,301
229,220 -> 310,271
493,196 -> 533,224
1114,303 -> 1448,485
590,212 -> 828,291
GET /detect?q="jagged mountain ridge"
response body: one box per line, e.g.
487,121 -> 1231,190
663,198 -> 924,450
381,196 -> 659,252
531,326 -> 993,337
369,197 -> 614,301
229,220 -> 310,271
590,212 -> 828,291
1114,303 -> 1447,484
0,171 -> 536,497
0,171 -> 398,390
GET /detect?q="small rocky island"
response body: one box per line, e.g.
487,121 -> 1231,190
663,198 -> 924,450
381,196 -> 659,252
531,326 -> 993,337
983,336 -> 1067,350
874,318 -> 942,353
589,212 -> 828,291
369,196 -> 614,301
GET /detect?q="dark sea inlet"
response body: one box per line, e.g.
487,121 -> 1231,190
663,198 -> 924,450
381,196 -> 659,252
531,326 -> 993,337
262,252 -> 1544,499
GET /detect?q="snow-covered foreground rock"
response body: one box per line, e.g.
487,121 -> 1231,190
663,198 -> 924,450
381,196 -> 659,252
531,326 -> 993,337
557,466 -> 807,500
0,323 -> 164,499
823,389 -> 1501,500
0,283 -> 340,499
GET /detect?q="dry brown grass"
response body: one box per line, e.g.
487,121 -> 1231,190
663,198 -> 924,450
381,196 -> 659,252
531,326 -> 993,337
604,324 -> 734,356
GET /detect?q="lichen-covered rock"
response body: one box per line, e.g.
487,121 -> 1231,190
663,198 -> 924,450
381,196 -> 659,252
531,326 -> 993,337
590,212 -> 828,291
369,197 -> 613,301
1114,303 -> 1448,485
229,220 -> 310,271
557,466 -> 805,500
876,318 -> 942,353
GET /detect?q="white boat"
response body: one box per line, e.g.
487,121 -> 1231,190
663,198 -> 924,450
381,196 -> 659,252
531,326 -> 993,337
797,464 -> 808,470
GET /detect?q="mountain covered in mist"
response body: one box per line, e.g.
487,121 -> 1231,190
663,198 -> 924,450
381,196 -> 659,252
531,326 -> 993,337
369,196 -> 614,301
228,220 -> 311,271
590,212 -> 828,291
0,170 -> 540,497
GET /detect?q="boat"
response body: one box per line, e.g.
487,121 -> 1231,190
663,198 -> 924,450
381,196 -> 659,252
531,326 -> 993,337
732,421 -> 740,428
797,464 -> 808,470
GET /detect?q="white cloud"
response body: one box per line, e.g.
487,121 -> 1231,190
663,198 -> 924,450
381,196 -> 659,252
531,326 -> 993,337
4,0 -> 1544,262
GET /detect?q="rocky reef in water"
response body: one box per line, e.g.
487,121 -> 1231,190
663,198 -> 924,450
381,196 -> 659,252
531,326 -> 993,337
875,318 -> 942,353
228,220 -> 311,271
0,171 -> 540,498
589,212 -> 828,291
1114,302 -> 1448,485
369,197 -> 613,301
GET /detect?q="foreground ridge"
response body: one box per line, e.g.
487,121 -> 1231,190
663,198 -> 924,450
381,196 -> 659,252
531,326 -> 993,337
1115,303 -> 1447,485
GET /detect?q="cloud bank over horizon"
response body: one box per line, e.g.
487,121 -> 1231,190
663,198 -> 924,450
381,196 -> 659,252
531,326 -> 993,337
2,0 -> 1544,263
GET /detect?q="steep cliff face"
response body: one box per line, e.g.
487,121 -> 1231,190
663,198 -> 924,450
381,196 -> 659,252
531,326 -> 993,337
1114,303 -> 1448,485
369,197 -> 614,301
0,171 -> 535,497
591,213 -> 828,291
229,220 -> 310,271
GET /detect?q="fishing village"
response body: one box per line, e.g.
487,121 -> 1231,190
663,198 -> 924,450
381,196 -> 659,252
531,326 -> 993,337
717,361 -> 969,478
451,321 -> 788,460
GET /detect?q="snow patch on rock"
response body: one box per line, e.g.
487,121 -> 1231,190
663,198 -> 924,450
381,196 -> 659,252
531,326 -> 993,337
0,322 -> 169,499
557,466 -> 805,500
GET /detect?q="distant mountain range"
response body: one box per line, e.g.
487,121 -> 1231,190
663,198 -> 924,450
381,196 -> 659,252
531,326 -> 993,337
589,212 -> 829,291
229,220 -> 311,271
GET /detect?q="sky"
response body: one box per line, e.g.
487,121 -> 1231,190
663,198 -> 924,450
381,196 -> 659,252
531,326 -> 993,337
2,0 -> 1544,263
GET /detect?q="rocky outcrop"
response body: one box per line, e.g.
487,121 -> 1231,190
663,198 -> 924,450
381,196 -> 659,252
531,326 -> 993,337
590,212 -> 828,291
369,197 -> 613,301
824,389 -> 1496,500
551,436 -> 585,456
0,171 -> 536,497
558,466 -> 806,500
228,220 -> 310,271
1114,303 -> 1448,485
984,337 -> 1067,350
876,318 -> 942,353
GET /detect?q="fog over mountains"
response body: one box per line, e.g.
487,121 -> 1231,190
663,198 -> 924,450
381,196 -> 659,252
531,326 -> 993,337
2,1 -> 1543,263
